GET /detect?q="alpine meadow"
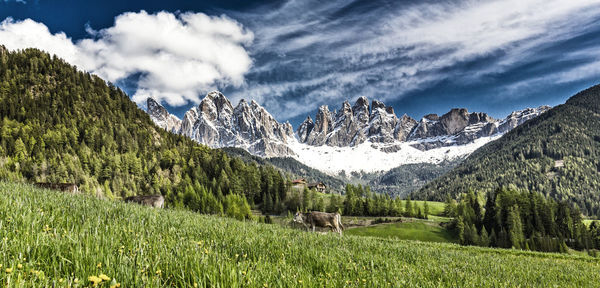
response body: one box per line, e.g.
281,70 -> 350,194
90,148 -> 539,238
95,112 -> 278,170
2,1 -> 600,287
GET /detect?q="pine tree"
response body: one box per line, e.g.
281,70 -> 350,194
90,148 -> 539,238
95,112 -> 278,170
480,227 -> 490,247
507,205 -> 524,249
457,216 -> 465,245
405,197 -> 413,217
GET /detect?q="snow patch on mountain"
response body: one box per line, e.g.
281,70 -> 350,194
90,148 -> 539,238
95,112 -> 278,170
287,135 -> 501,175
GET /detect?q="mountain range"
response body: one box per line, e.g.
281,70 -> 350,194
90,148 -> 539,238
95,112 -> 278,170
148,92 -> 550,175
414,84 -> 600,217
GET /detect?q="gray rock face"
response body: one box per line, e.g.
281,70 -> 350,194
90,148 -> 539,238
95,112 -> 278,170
147,91 -> 295,157
497,106 -> 552,133
297,96 -> 415,147
296,97 -> 550,152
146,98 -> 181,133
147,92 -> 551,158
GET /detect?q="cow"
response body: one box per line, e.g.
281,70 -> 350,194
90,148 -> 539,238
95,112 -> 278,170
124,195 -> 165,208
35,183 -> 80,194
293,211 -> 344,236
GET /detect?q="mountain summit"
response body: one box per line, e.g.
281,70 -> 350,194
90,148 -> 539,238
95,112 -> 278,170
297,97 -> 550,151
147,91 -> 295,157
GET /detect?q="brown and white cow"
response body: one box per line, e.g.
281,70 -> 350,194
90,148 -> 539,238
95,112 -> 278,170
124,195 -> 165,208
293,211 -> 344,235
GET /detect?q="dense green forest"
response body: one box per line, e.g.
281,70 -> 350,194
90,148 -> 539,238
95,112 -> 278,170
446,187 -> 600,254
416,85 -> 600,217
343,184 -> 429,218
0,46 -> 292,219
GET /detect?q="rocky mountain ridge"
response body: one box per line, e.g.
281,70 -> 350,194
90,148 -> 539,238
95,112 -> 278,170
147,92 -> 550,173
298,97 -> 550,151
147,91 -> 295,157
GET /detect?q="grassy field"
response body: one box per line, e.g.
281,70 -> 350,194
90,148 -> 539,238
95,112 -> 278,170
1,182 -> 600,287
345,219 -> 456,243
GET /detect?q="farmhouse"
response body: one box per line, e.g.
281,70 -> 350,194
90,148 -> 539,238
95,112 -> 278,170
307,181 -> 326,193
292,178 -> 307,186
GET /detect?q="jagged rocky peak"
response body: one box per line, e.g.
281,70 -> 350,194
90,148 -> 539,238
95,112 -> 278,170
296,116 -> 315,143
199,91 -> 234,123
146,98 -> 181,133
303,105 -> 333,146
147,90 -> 296,157
353,96 -> 370,125
297,96 -> 550,152
368,100 -> 400,143
299,96 -> 415,147
409,108 -> 495,140
498,106 -> 551,133
395,114 -> 418,142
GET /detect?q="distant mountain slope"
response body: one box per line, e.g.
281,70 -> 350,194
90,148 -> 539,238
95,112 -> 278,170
367,160 -> 462,197
0,46 -> 288,215
415,85 -> 600,216
221,147 -> 345,191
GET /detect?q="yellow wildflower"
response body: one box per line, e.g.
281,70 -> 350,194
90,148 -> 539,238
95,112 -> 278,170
194,283 -> 198,287
97,262 -> 102,268
59,278 -> 63,283
110,283 -> 121,288
17,264 -> 23,269
99,274 -> 110,281
88,275 -> 102,285
5,267 -> 13,273
0,264 -> 2,268
155,269 -> 161,275
74,278 -> 79,284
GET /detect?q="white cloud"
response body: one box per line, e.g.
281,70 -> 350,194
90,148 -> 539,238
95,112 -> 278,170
235,0 -> 600,119
0,18 -> 79,62
0,11 -> 254,107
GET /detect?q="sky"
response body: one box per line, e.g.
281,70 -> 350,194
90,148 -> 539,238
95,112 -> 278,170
1,0 -> 600,127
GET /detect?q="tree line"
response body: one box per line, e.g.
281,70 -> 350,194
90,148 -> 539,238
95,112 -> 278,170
446,187 -> 600,254
342,184 -> 429,218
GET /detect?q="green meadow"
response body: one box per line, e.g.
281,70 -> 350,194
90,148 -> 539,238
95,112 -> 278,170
1,182 -> 599,287
345,219 -> 456,243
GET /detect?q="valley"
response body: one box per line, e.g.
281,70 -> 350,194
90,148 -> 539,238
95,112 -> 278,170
1,182 -> 599,287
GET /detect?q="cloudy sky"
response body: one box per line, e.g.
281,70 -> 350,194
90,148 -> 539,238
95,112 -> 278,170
1,0 -> 600,126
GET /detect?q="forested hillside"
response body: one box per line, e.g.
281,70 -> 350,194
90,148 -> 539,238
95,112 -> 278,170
366,160 -> 461,197
0,46 -> 288,217
416,85 -> 600,217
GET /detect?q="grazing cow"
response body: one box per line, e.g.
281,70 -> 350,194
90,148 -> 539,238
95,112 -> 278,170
124,195 -> 165,208
293,211 -> 344,235
35,183 -> 79,194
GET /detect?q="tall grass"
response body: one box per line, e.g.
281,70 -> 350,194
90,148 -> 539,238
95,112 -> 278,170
1,182 -> 599,287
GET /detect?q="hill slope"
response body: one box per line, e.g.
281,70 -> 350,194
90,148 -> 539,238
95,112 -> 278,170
0,46 -> 287,214
2,182 -> 599,287
415,85 -> 600,216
